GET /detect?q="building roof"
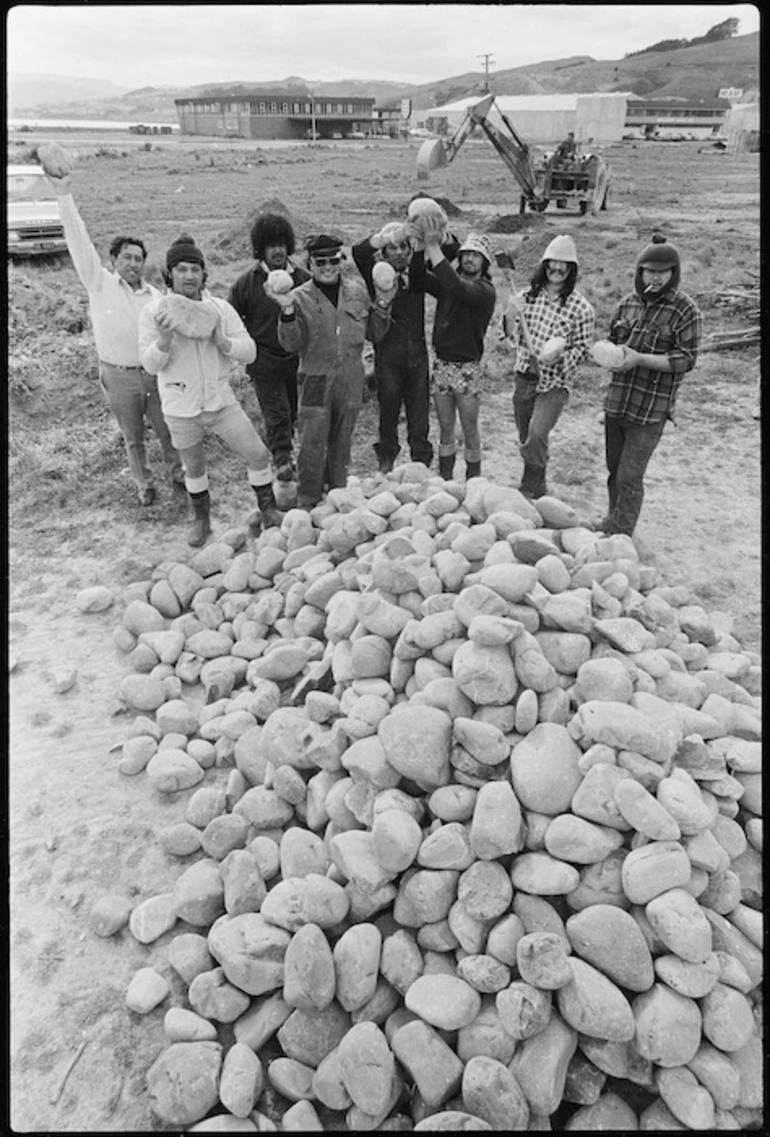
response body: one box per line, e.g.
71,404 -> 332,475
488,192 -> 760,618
428,91 -> 628,116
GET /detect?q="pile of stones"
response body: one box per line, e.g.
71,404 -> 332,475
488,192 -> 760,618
87,465 -> 763,1132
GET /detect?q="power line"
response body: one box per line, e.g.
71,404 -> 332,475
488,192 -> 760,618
478,53 -> 495,91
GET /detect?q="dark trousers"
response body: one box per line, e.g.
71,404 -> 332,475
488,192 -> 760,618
604,414 -> 667,536
296,373 -> 362,508
250,354 -> 298,466
513,373 -> 569,494
374,351 -> 433,468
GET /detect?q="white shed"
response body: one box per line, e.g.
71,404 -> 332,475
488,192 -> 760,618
725,102 -> 760,152
422,92 -> 627,145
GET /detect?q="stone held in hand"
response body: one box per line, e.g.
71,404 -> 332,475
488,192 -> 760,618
266,268 -> 294,294
155,293 -> 219,339
591,340 -> 626,369
372,261 -> 397,290
539,336 -> 566,364
37,141 -> 73,179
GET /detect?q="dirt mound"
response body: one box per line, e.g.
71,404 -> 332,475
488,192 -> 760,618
9,265 -> 96,419
208,197 -> 325,264
9,265 -> 89,338
487,213 -> 544,234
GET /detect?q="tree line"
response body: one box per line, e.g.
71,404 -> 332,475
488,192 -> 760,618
625,17 -> 740,58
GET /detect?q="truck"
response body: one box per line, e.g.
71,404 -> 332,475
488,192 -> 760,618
416,93 -> 611,216
7,164 -> 68,260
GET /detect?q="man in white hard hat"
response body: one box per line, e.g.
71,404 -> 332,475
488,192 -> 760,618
504,233 -> 595,499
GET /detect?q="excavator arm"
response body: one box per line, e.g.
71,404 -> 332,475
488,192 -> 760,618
416,93 -> 547,208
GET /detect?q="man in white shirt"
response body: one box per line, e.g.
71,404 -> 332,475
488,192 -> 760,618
45,171 -> 184,506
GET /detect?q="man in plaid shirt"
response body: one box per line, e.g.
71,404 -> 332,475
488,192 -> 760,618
505,234 -> 595,498
598,234 -> 702,536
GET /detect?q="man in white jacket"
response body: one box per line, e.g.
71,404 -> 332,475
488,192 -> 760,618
139,234 -> 282,546
45,170 -> 184,506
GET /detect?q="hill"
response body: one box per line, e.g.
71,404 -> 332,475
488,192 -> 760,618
8,32 -> 759,121
410,31 -> 760,108
8,72 -> 130,112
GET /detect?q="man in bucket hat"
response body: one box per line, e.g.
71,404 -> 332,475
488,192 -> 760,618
139,234 -> 283,546
504,233 -> 595,499
266,234 -> 394,508
421,222 -> 496,481
596,234 -> 702,537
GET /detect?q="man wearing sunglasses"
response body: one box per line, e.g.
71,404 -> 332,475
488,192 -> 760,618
266,234 -> 394,509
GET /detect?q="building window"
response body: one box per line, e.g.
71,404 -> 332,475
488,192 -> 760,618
270,102 -> 278,113
293,102 -> 301,114
347,104 -> 354,114
335,103 -> 343,114
282,102 -> 289,114
259,102 -> 266,114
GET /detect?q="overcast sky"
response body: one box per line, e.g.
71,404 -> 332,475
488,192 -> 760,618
7,3 -> 761,89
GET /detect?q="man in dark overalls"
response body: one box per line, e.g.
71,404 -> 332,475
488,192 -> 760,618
353,221 -> 435,474
268,234 -> 394,508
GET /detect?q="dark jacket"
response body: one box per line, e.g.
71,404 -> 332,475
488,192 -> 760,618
424,259 -> 497,363
352,238 -> 429,362
228,261 -> 311,377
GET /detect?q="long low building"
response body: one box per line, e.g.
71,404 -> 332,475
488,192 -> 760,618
624,97 -> 730,140
175,92 -> 376,140
418,93 -> 629,145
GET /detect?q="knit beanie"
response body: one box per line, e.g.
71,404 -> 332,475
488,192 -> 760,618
166,233 -> 205,270
542,234 -> 578,264
637,233 -> 680,270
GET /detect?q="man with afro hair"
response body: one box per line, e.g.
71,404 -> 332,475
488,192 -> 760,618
229,212 -> 311,482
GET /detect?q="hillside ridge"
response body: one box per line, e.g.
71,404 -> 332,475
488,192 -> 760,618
9,31 -> 759,119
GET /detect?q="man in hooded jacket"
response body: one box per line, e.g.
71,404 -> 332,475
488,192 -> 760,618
598,234 -> 702,537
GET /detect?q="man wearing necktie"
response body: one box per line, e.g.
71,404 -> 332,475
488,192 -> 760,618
353,220 -> 443,474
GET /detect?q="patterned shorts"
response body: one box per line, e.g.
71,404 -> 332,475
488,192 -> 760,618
431,357 -> 484,398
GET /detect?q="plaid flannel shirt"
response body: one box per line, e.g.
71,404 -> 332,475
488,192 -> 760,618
604,287 -> 702,425
506,288 -> 595,393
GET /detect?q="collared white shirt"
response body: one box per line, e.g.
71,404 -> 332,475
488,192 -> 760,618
59,193 -> 161,366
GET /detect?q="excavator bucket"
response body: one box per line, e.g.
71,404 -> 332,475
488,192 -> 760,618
416,138 -> 448,182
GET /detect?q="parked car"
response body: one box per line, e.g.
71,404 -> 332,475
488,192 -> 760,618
8,164 -> 68,259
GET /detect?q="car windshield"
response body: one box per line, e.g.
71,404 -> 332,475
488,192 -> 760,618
8,172 -> 51,203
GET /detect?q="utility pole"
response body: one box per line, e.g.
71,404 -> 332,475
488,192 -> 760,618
478,53 -> 495,92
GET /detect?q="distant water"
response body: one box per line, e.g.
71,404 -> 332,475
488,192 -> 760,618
8,117 -> 179,131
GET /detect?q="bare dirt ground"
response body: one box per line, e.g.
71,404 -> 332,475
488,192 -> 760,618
7,130 -> 761,1132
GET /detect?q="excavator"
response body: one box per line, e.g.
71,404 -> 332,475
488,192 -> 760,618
416,93 -> 611,216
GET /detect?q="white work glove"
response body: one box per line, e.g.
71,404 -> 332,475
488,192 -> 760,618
263,278 -> 296,310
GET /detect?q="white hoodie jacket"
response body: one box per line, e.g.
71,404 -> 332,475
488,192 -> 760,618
138,291 -> 256,417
